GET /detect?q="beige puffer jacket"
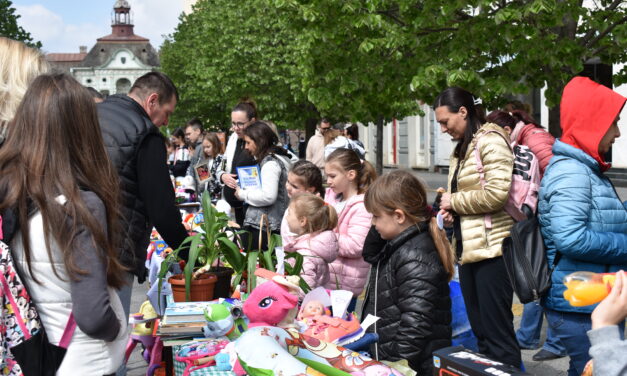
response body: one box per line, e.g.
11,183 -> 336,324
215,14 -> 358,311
447,123 -> 514,264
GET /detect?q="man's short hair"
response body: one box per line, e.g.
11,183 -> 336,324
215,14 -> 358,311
186,117 -> 203,131
130,71 -> 179,105
86,86 -> 104,100
319,117 -> 331,126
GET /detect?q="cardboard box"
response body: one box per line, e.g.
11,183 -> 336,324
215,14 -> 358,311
433,346 -> 531,376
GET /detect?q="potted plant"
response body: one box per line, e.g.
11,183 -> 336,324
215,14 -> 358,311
159,191 -> 243,302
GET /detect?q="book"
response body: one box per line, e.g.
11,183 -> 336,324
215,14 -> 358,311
163,301 -> 212,323
195,163 -> 210,182
157,321 -> 206,336
236,165 -> 261,190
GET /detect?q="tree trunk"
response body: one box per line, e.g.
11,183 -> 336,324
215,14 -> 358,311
548,105 -> 562,138
305,117 -> 318,144
376,117 -> 384,176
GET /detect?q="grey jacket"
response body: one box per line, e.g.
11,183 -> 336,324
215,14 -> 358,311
588,325 -> 627,376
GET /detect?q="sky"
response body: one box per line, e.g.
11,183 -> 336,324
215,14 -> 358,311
12,0 -> 185,53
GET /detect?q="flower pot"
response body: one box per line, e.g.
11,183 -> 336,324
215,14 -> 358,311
169,273 -> 218,302
209,266 -> 234,299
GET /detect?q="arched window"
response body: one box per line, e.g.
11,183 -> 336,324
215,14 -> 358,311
116,78 -> 131,94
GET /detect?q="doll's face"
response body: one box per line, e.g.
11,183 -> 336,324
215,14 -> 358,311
301,301 -> 325,318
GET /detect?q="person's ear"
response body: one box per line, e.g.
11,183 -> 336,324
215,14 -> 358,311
145,93 -> 159,111
299,216 -> 308,229
306,186 -> 316,194
346,169 -> 357,181
393,209 -> 407,225
458,106 -> 468,120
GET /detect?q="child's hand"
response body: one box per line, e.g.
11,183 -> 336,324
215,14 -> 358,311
437,209 -> 454,228
591,270 -> 627,329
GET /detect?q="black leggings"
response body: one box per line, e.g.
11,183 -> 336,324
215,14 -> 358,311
459,256 -> 522,367
241,225 -> 279,251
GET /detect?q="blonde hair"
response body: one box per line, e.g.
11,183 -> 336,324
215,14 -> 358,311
365,170 -> 456,281
325,148 -> 376,194
0,37 -> 49,133
290,193 -> 338,235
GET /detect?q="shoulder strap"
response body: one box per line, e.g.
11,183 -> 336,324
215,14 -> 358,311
58,312 -> 76,349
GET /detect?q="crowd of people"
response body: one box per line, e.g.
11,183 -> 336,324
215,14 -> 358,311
1,36 -> 626,376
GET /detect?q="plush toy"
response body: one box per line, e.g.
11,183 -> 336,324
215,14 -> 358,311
242,269 -> 300,328
203,301 -> 247,340
214,352 -> 232,371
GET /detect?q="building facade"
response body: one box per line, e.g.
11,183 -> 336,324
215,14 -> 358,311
46,1 -> 159,96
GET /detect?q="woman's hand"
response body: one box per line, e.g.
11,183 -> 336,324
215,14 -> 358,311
438,209 -> 454,228
222,173 -> 238,189
234,186 -> 243,201
440,192 -> 452,211
591,270 -> 627,329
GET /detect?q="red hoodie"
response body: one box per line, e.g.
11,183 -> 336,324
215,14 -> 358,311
560,76 -> 626,171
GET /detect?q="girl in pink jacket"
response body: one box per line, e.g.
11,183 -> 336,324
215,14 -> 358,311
284,193 -> 338,289
323,148 -> 377,301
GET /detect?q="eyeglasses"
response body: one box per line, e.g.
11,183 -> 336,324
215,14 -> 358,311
232,121 -> 247,129
319,126 -> 331,133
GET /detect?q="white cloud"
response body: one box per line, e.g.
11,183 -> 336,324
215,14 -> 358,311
14,1 -> 186,53
14,4 -> 106,54
129,0 -> 185,49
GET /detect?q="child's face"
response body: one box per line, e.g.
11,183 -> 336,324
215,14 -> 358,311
286,205 -> 305,235
372,211 -> 404,240
286,172 -> 314,198
325,163 -> 355,196
203,139 -> 214,157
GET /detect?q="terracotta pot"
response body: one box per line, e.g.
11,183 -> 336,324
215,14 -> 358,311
209,266 -> 234,299
169,273 -> 217,302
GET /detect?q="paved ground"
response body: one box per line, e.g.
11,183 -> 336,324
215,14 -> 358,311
126,169 -> 627,375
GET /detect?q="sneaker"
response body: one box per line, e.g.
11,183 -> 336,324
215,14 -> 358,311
303,313 -> 364,345
532,349 -> 565,361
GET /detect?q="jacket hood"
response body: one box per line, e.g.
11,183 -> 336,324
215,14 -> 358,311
286,230 -> 338,263
560,77 -> 626,171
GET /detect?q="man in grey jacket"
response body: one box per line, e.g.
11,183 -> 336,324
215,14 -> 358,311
185,118 -> 204,176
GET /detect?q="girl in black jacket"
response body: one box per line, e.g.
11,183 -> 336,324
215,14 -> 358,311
362,170 -> 456,374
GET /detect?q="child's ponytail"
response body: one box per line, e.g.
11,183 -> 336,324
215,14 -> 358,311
326,148 -> 377,194
291,193 -> 338,234
428,217 -> 456,281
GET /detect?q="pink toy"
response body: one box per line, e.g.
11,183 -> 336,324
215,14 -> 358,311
242,269 -> 299,328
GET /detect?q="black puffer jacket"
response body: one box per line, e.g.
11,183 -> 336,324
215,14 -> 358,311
362,223 -> 452,374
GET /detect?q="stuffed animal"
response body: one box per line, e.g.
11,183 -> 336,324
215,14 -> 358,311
203,301 -> 247,340
242,269 -> 300,328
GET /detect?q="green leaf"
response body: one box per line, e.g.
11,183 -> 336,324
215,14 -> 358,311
247,251 -> 259,291
183,234 -> 203,301
217,237 -> 244,271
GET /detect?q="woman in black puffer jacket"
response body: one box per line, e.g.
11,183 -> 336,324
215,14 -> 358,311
362,171 -> 455,374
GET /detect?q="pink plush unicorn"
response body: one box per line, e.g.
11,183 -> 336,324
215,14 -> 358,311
242,269 -> 300,328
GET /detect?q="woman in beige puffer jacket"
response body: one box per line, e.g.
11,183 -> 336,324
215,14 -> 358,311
435,87 -> 521,368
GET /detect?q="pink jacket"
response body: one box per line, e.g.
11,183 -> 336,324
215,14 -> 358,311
284,230 -> 338,290
511,122 -> 555,177
323,188 -> 372,295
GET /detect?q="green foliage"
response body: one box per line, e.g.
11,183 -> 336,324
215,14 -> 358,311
0,0 -> 41,48
160,0 -> 319,130
264,0 -> 627,126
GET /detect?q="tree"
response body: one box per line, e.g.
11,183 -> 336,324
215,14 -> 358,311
268,0 -> 627,137
160,0 -> 319,132
0,0 -> 41,48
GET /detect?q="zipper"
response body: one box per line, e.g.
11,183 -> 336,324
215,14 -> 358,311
374,260 -> 380,360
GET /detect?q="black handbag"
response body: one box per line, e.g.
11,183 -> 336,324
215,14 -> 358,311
502,207 -> 561,303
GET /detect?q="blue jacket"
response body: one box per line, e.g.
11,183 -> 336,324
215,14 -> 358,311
538,140 -> 627,313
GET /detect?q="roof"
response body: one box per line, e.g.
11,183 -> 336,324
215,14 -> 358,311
80,41 -> 160,68
46,53 -> 87,62
96,33 -> 150,42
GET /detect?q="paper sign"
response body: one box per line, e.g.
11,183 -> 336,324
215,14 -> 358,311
360,314 -> 380,331
330,290 -> 353,318
275,246 -> 285,275
237,165 -> 261,190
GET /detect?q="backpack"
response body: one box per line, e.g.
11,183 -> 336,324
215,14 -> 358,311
0,239 -> 76,376
501,159 -> 567,303
474,131 -> 541,223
